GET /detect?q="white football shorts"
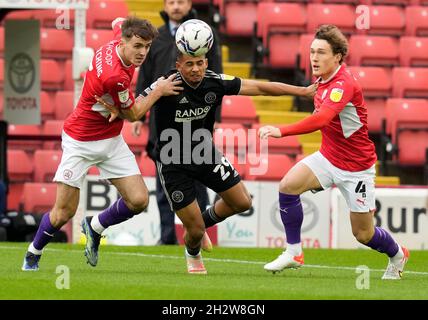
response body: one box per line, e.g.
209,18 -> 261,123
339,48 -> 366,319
300,151 -> 376,212
54,131 -> 141,188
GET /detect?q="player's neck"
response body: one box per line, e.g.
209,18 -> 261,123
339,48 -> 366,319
117,45 -> 132,67
320,64 -> 342,83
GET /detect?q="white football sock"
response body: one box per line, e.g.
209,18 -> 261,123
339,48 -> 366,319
90,215 -> 105,235
286,243 -> 302,256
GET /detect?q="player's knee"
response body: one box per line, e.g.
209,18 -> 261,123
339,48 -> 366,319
232,195 -> 252,213
279,178 -> 300,194
127,193 -> 149,213
353,229 -> 372,244
186,225 -> 205,241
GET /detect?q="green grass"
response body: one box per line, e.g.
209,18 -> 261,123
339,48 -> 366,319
1,242 -> 427,300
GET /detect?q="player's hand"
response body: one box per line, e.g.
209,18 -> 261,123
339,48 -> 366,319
156,73 -> 184,96
304,82 -> 318,100
131,121 -> 143,137
94,95 -> 120,122
258,125 -> 281,139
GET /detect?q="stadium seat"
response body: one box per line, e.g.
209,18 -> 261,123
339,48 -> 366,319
8,124 -> 43,152
366,6 -> 405,36
298,34 -> 315,79
349,35 -> 399,67
138,153 -> 156,177
87,0 -> 129,29
64,59 -> 73,91
245,153 -> 295,181
41,59 -> 64,91
221,96 -> 258,125
87,29 -> 114,51
33,9 -> 75,28
21,182 -> 57,213
392,67 -> 428,98
405,6 -> 428,36
366,98 -> 386,133
250,123 -> 302,156
54,91 -> 75,120
40,91 -> 55,121
257,2 -> 307,39
7,183 -> 25,211
40,28 -> 73,60
384,98 -> 428,166
121,121 -> 149,154
399,37 -> 428,67
348,66 -> 392,98
0,59 -> 3,89
33,150 -> 63,182
7,150 -> 33,182
306,4 -> 355,34
42,119 -> 64,150
268,34 -> 301,69
0,27 -> 4,56
224,1 -> 258,37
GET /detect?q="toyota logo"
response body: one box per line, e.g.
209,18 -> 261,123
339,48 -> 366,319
8,53 -> 35,94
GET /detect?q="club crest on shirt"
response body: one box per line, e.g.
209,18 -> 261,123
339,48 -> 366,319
330,88 -> 343,102
205,92 -> 216,104
118,89 -> 129,103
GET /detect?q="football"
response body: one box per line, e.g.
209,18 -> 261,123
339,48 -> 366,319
175,19 -> 214,57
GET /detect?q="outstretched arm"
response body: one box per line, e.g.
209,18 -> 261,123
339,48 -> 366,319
96,74 -> 183,122
258,107 -> 337,139
239,79 -> 317,99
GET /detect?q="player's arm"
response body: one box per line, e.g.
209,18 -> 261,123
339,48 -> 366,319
238,79 -> 317,99
97,74 -> 183,122
258,107 -> 337,139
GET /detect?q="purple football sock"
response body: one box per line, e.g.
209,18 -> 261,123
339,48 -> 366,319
98,198 -> 136,228
279,192 -> 304,244
366,227 -> 399,257
32,212 -> 58,251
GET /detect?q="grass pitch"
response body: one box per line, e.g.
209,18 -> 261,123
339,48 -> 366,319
1,242 -> 427,300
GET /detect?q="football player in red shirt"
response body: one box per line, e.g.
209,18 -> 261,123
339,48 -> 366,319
259,25 -> 408,280
22,17 -> 183,271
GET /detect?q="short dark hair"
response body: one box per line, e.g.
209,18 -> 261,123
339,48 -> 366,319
121,16 -> 159,41
314,25 -> 348,63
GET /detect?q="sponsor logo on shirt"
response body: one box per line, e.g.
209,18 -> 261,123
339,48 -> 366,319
330,88 -> 344,102
175,106 -> 211,122
179,96 -> 189,104
220,74 -> 235,80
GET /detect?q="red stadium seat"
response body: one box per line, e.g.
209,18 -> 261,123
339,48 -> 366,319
348,66 -> 392,98
405,6 -> 428,36
384,99 -> 428,166
8,124 -> 43,152
87,0 -> 129,29
138,153 -> 156,177
221,96 -> 258,125
268,34 -> 301,69
7,183 -> 25,211
399,37 -> 428,67
87,29 -> 114,51
121,121 -> 149,154
0,27 -> 4,56
33,9 -> 75,28
7,150 -> 33,182
40,91 -> 55,121
40,28 -> 73,60
224,1 -> 258,37
54,91 -> 75,120
306,4 -> 355,34
392,67 -> 428,98
349,35 -> 399,67
366,98 -> 386,133
33,150 -> 62,182
366,6 -> 405,36
64,59 -> 73,91
298,34 -> 315,79
42,119 -> 63,150
41,59 -> 64,91
245,153 -> 295,181
250,124 -> 302,156
21,182 -> 57,213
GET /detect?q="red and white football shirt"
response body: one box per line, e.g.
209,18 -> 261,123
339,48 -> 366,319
315,63 -> 377,172
63,20 -> 135,141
